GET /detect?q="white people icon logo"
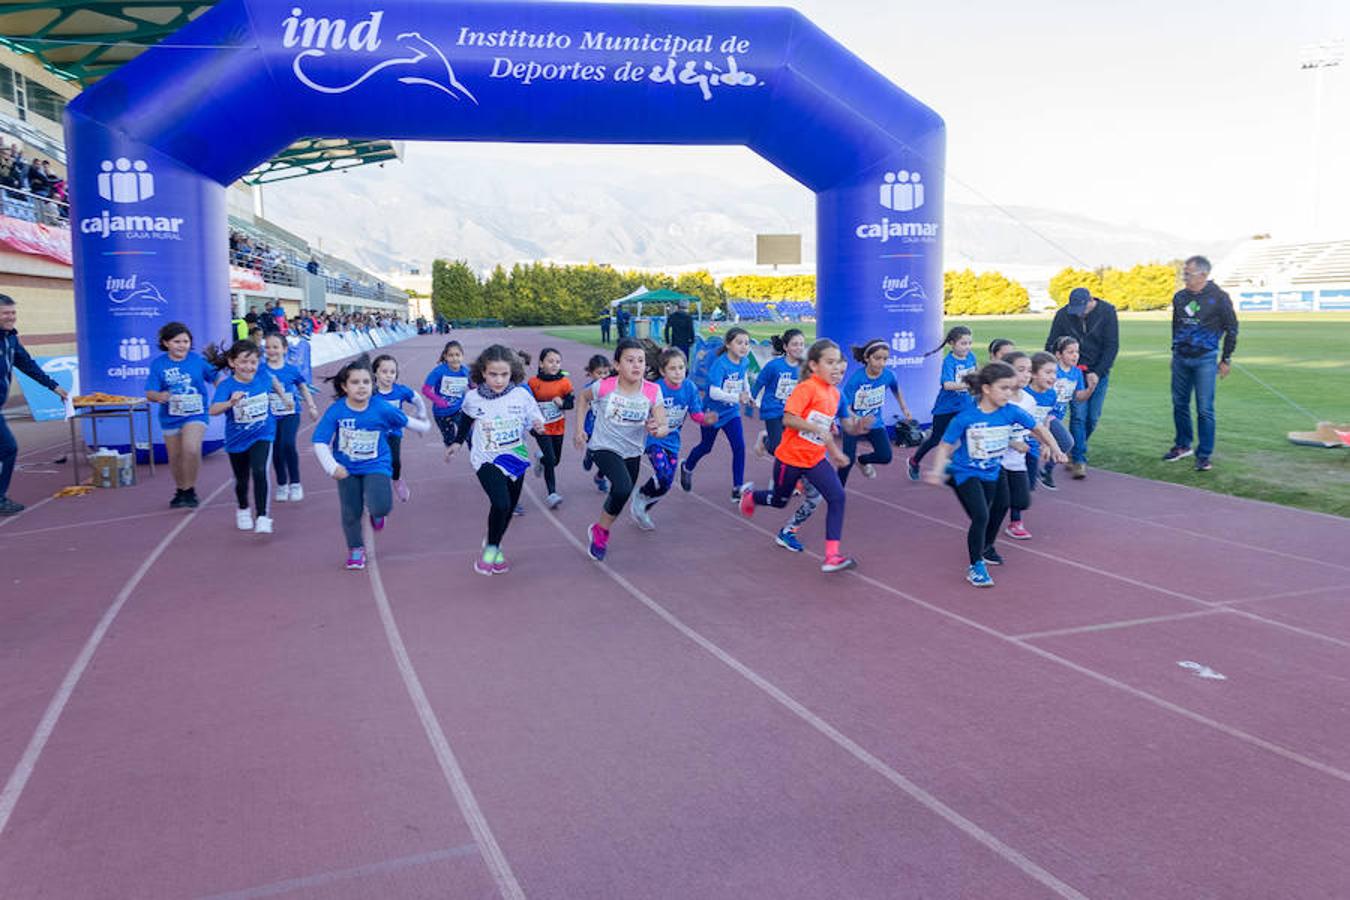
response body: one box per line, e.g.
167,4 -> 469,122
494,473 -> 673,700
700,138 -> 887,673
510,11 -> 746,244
880,170 -> 923,212
118,337 -> 151,362
97,158 -> 154,203
890,331 -> 917,353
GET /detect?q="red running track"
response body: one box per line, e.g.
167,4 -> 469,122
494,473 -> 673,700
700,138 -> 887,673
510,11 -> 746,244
1,328 -> 1348,899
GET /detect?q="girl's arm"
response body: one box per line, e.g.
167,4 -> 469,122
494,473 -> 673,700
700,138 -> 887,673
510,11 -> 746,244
889,381 -> 914,419
1073,383 -> 1093,401
573,388 -> 593,449
647,399 -> 670,437
922,441 -> 957,485
421,382 -> 450,410
404,416 -> 432,434
312,442 -> 347,479
408,390 -> 428,420
208,392 -> 242,416
1030,423 -> 1068,463
145,389 -> 170,403
707,382 -> 738,403
787,411 -> 848,467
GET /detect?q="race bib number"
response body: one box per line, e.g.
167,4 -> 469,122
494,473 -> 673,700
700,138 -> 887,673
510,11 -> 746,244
1009,424 -> 1026,445
485,416 -> 524,452
1033,405 -> 1051,426
538,400 -> 564,424
167,392 -> 203,417
234,392 -> 269,425
966,424 -> 1012,461
665,403 -> 688,431
799,410 -> 834,446
338,426 -> 380,461
854,385 -> 885,414
440,375 -> 468,398
720,376 -> 744,399
1055,378 -> 1076,404
270,392 -> 296,416
605,392 -> 651,426
774,373 -> 797,401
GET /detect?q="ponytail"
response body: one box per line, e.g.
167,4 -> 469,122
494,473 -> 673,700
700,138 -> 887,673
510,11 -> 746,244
961,361 -> 1016,397
769,327 -> 804,356
851,338 -> 888,364
923,325 -> 971,358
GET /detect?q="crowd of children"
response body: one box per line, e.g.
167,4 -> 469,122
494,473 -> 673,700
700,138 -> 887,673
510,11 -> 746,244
138,320 -> 1090,589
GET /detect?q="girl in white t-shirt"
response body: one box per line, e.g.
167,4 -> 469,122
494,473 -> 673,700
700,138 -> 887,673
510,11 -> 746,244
448,345 -> 546,576
998,352 -> 1040,540
573,339 -> 669,562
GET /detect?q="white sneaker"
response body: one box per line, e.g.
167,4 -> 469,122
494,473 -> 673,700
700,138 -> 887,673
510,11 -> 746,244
546,492 -> 563,509
289,483 -> 304,502
629,494 -> 655,531
235,509 -> 253,531
860,463 -> 877,479
731,481 -> 754,503
275,485 -> 290,502
254,515 -> 273,534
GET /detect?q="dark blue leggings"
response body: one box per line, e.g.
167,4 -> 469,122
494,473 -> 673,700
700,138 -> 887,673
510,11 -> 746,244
752,457 -> 845,541
272,413 -> 301,485
839,426 -> 893,485
683,416 -> 745,487
0,414 -> 16,500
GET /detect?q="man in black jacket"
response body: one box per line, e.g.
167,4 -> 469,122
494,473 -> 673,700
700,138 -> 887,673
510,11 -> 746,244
1163,255 -> 1238,472
664,301 -> 696,362
1045,287 -> 1119,479
1,294 -> 69,514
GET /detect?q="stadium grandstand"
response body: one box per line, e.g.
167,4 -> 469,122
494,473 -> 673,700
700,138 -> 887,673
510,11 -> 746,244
1216,237 -> 1350,312
0,4 -> 407,361
726,299 -> 816,322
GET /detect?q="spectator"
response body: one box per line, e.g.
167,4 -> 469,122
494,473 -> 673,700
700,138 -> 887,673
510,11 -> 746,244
599,310 -> 612,344
664,301 -> 696,362
0,294 -> 69,515
1044,287 -> 1118,479
1163,255 -> 1238,472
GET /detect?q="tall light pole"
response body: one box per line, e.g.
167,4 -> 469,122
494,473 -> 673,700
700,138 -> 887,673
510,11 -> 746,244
1300,39 -> 1344,234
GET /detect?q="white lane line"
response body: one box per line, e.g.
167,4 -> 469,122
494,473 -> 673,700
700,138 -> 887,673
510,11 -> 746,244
1013,610 -> 1224,641
364,526 -> 525,900
1219,585 -> 1342,606
686,490 -> 1350,788
0,508 -> 180,539
195,844 -> 479,900
0,476 -> 233,836
524,484 -> 1089,900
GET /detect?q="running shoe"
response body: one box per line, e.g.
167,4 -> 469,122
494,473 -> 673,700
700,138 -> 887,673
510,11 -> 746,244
288,484 -> 303,502
1070,463 -> 1087,480
0,497 -> 25,516
182,488 -> 199,508
254,515 -> 274,535
235,509 -> 254,531
821,553 -> 857,573
731,481 -> 754,504
1194,456 -> 1213,472
860,463 -> 877,479
587,523 -> 609,561
546,492 -> 564,509
491,549 -> 510,575
775,528 -> 804,553
739,489 -> 756,518
982,547 -> 1004,566
907,456 -> 921,482
594,476 -> 608,493
1039,467 -> 1058,491
1005,522 -> 1032,540
678,462 -> 693,492
582,449 -> 594,471
1161,446 -> 1193,462
275,485 -> 290,503
474,553 -> 494,576
370,514 -> 386,531
513,503 -> 527,516
395,479 -> 411,502
629,494 -> 655,531
170,489 -> 188,509
967,561 -> 994,588
346,548 -> 367,570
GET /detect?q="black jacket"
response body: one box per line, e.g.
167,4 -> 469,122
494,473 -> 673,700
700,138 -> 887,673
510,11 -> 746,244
1045,299 -> 1120,377
2,329 -> 59,402
665,311 -> 695,345
1171,282 -> 1238,361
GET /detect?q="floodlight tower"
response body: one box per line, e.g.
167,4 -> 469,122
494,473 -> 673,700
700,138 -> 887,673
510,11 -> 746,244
1300,39 -> 1344,234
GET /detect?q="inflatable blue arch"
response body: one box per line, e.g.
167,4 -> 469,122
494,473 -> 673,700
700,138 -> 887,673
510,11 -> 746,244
66,0 -> 945,444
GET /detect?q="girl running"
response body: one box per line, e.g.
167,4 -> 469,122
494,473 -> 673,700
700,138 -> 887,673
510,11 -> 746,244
373,354 -> 428,503
629,347 -> 712,530
449,345 -> 545,575
997,351 -> 1040,540
207,340 -> 288,534
422,340 -> 470,458
752,328 -> 805,459
527,347 -> 574,510
579,354 -> 613,492
908,326 -> 977,480
740,339 -> 856,573
1040,336 -> 1087,489
1023,352 -> 1059,498
264,333 -> 318,504
922,362 -> 1066,588
838,339 -> 914,484
574,339 -> 669,561
313,356 -> 431,570
143,321 -> 214,509
680,326 -> 753,501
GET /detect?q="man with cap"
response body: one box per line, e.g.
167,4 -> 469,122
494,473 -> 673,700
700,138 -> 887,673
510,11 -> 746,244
664,300 -> 697,363
1045,286 -> 1119,479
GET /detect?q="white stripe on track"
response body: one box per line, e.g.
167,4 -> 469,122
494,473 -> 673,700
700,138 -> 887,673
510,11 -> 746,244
524,484 -> 1089,900
364,527 -> 526,900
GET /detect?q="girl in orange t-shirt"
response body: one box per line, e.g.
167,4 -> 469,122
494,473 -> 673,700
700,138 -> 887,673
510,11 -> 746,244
528,348 -> 574,509
739,339 -> 857,573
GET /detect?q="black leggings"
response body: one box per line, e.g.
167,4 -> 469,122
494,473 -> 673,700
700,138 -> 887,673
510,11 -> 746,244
764,417 -> 785,454
388,434 -> 403,481
593,449 -> 641,517
435,412 -> 464,447
533,432 -> 565,494
272,414 -> 301,486
911,412 -> 957,465
229,440 -> 271,515
476,464 -> 525,546
1006,469 -> 1032,522
949,473 -> 1008,564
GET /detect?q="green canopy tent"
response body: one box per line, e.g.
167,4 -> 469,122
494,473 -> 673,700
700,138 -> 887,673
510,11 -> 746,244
609,288 -> 702,340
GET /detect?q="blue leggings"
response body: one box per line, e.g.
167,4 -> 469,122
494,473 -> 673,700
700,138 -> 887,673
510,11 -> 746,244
751,457 -> 845,541
839,426 -> 893,485
684,416 -> 745,487
0,414 -> 16,500
272,413 -> 301,485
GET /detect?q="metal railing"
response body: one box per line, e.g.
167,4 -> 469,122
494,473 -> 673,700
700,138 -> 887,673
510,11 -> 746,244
0,183 -> 67,226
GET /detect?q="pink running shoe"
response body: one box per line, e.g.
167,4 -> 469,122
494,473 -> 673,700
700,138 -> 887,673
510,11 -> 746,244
345,548 -> 366,570
587,523 -> 609,561
370,515 -> 386,532
474,556 -> 494,576
739,489 -> 756,518
1005,522 -> 1032,540
491,550 -> 510,574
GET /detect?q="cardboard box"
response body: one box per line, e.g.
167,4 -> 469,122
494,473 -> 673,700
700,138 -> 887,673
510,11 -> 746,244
89,449 -> 135,488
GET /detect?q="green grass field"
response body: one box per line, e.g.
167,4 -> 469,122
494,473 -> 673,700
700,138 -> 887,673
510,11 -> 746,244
545,314 -> 1350,518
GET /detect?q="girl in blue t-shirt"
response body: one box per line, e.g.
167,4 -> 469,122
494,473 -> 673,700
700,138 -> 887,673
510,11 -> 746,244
143,321 -> 216,510
922,362 -> 1066,588
751,328 -> 805,459
374,353 -> 428,503
908,326 -> 977,479
263,333 -> 318,505
1040,336 -> 1088,490
630,347 -> 713,530
838,339 -> 914,485
1023,352 -> 1059,492
421,340 -> 470,455
680,326 -> 754,501
207,339 -> 290,535
313,356 -> 431,570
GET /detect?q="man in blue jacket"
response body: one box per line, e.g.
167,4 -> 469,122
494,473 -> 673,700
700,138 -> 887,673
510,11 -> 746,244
1,294 -> 69,514
1163,256 -> 1238,472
